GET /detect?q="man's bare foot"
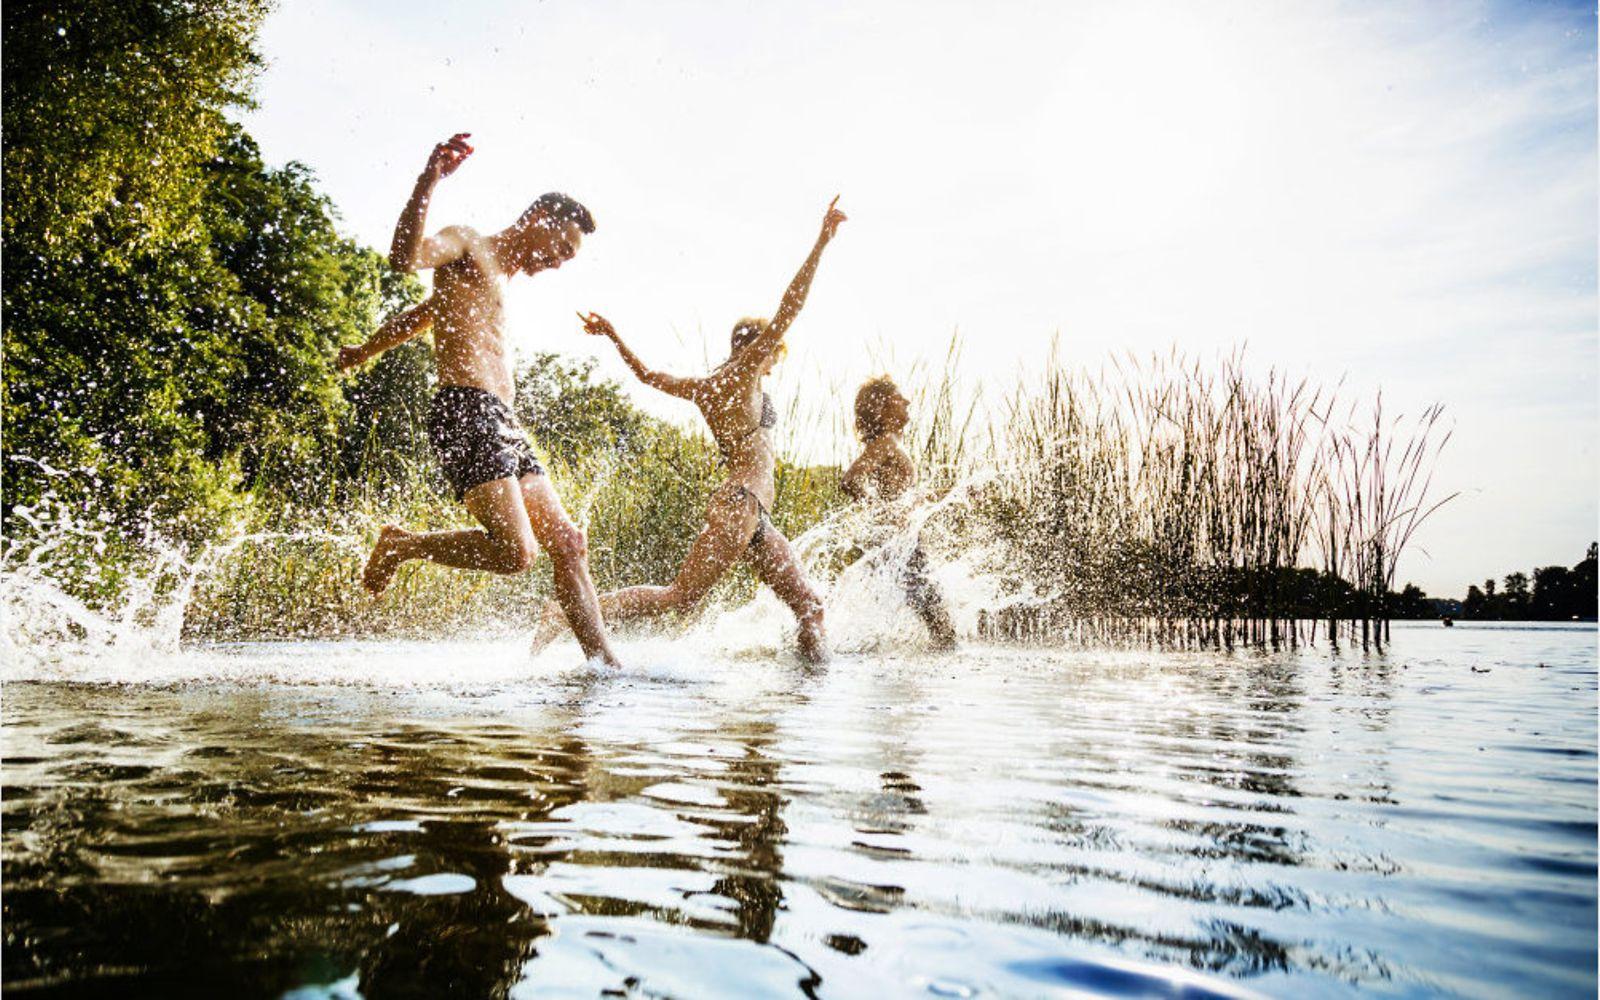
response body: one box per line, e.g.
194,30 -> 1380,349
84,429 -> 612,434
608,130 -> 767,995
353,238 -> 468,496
797,619 -> 829,664
528,599 -> 567,654
362,525 -> 411,596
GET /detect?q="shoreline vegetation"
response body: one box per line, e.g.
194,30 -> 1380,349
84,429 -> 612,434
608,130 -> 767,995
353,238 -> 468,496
3,2 -> 1592,653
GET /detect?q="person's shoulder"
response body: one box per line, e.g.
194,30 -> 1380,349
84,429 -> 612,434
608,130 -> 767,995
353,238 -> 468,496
441,224 -> 483,252
876,435 -> 913,465
449,226 -> 503,276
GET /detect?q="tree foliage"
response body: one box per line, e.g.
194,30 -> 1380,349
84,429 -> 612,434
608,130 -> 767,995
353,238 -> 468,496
1462,544 -> 1598,621
3,0 -> 266,250
2,0 -> 416,540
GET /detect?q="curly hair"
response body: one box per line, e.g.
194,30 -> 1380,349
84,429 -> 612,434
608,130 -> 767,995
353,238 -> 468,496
855,375 -> 902,441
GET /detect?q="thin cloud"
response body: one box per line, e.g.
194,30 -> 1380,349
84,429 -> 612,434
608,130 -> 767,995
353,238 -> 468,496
241,0 -> 1595,594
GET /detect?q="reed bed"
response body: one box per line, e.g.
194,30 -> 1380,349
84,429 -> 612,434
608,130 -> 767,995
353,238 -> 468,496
164,342 -> 1452,649
971,349 -> 1452,650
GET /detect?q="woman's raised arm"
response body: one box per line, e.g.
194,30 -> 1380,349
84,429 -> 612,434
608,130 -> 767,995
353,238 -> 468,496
729,197 -> 847,373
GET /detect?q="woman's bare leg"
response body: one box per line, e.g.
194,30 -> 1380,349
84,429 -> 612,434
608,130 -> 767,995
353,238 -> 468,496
603,496 -> 756,622
531,490 -> 757,651
746,524 -> 828,663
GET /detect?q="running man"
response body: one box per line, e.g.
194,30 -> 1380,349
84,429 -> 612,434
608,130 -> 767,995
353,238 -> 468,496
336,133 -> 620,667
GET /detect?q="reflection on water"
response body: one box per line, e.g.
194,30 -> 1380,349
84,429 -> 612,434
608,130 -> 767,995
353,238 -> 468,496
2,623 -> 1595,997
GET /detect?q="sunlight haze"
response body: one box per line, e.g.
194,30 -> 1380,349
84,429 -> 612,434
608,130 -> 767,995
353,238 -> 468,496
239,0 -> 1598,597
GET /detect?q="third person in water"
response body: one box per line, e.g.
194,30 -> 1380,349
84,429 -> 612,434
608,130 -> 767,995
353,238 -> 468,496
531,198 -> 848,663
842,376 -> 958,649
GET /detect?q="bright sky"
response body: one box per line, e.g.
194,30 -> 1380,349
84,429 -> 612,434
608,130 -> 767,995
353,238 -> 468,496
239,0 -> 1596,597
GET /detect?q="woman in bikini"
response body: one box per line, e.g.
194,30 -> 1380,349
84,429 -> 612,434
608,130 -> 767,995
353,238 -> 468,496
532,198 -> 847,662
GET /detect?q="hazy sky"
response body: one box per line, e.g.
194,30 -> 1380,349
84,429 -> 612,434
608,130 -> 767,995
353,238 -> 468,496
239,0 -> 1596,596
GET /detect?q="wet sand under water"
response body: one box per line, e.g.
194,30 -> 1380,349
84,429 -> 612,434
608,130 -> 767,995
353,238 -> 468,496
1,623 -> 1595,998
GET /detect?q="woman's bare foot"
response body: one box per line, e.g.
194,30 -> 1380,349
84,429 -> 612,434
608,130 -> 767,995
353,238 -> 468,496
362,525 -> 411,596
528,599 -> 567,654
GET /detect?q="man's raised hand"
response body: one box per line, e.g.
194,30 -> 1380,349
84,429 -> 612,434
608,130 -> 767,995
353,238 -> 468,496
424,132 -> 474,181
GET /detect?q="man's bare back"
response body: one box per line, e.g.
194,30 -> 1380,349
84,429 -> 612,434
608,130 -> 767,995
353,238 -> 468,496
843,432 -> 917,503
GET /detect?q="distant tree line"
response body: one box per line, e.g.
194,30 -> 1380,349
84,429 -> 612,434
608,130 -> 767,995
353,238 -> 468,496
1373,544 -> 1596,623
1455,543 -> 1598,622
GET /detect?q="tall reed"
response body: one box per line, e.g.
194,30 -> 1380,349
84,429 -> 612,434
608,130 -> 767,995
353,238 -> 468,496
164,342 -> 1453,649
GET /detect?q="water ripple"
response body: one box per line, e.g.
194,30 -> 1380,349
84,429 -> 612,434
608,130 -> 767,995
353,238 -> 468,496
2,624 -> 1594,996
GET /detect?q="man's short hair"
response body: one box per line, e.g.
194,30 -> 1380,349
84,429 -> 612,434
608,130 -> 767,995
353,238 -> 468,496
524,192 -> 596,234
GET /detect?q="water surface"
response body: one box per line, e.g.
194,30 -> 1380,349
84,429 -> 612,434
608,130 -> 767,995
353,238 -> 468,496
3,623 -> 1595,997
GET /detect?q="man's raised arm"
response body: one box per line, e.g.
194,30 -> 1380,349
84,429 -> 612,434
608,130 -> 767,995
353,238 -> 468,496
389,132 -> 474,272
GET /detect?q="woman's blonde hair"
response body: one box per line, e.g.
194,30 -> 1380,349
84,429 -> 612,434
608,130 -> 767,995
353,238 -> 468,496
729,318 -> 784,361
855,375 -> 902,441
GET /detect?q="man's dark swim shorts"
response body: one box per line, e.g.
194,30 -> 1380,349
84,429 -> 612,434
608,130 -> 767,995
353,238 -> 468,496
427,386 -> 544,501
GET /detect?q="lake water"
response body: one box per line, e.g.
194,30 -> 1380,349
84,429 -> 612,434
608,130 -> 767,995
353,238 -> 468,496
1,622 -> 1594,997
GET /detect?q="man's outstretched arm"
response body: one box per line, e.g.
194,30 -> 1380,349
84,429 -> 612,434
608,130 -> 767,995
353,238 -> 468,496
389,132 -> 474,272
337,301 -> 435,371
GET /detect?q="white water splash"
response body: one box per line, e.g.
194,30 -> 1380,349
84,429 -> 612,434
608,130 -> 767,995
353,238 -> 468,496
2,469 -> 1038,686
687,471 -> 1026,656
0,488 -> 354,682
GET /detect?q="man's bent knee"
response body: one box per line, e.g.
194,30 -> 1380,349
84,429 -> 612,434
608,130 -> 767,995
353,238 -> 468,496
543,521 -> 588,565
495,537 -> 539,575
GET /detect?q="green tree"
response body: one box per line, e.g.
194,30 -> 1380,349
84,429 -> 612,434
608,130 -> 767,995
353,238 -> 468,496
3,2 -> 407,540
199,128 -> 405,501
1575,544 -> 1598,620
513,352 -> 648,465
3,0 -> 266,251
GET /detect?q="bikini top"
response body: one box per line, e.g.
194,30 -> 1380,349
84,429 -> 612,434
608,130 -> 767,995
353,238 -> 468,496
717,392 -> 776,459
